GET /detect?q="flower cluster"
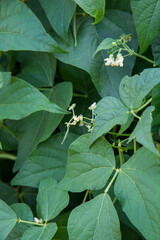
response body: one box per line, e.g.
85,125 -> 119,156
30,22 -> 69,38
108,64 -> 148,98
61,102 -> 97,144
104,53 -> 124,67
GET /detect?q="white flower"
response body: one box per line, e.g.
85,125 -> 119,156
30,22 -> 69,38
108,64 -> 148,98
34,217 -> 42,224
104,54 -> 116,66
115,53 -> 124,67
88,102 -> 97,110
112,42 -> 117,46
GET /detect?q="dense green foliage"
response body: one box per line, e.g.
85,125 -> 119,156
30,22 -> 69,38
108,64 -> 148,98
0,0 -> 160,239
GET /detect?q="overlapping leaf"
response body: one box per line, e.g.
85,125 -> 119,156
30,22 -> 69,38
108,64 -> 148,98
119,68 -> 160,109
12,133 -> 78,188
0,77 -> 67,121
74,0 -> 105,24
21,223 -> 57,240
68,193 -> 121,240
39,0 -> 75,42
0,0 -> 63,52
37,178 -> 69,222
59,134 -> 115,192
13,82 -> 72,171
55,10 -> 138,97
17,52 -> 57,88
128,106 -> 159,155
115,147 -> 160,240
8,203 -> 33,239
131,0 -> 160,53
91,97 -> 129,143
0,200 -> 17,240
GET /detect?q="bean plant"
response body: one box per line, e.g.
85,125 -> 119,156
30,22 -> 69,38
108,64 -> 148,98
0,0 -> 160,239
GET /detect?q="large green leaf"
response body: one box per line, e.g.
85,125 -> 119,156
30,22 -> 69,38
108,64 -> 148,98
152,83 -> 160,126
0,77 -> 67,121
39,0 -> 75,42
21,223 -> 57,240
0,0 -> 64,53
128,106 -> 159,155
68,193 -> 121,240
17,52 -> 56,88
74,0 -> 105,24
12,133 -> 78,188
90,97 -> 129,143
119,68 -> 160,109
55,10 -> 138,97
114,147 -> 160,240
37,178 -> 69,222
131,0 -> 160,53
8,203 -> 33,239
0,200 -> 17,240
59,134 -> 115,192
13,82 -> 72,171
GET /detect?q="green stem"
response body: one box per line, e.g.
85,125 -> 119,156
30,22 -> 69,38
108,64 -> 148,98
38,88 -> 50,91
73,93 -> 87,98
0,153 -> 16,161
0,123 -> 18,140
112,197 -> 117,205
122,42 -> 154,64
73,10 -> 77,47
133,137 -> 136,153
17,218 -> 45,227
118,143 -> 124,166
82,190 -> 89,203
130,51 -> 154,64
104,169 -> 120,194
111,144 -> 132,150
134,98 -> 152,113
108,131 -> 130,137
130,110 -> 141,120
83,116 -> 92,121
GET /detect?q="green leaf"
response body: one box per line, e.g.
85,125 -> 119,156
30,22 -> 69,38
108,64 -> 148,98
13,82 -> 72,171
59,134 -> 115,192
0,199 -> 17,240
91,97 -> 129,143
152,34 -> 160,65
12,133 -> 78,188
53,212 -> 69,240
0,72 -> 11,89
119,68 -> 160,109
55,10 -> 138,97
21,223 -> 57,240
39,0 -> 75,42
152,83 -> 160,126
17,52 -> 56,88
0,72 -> 3,88
128,106 -> 159,155
74,0 -> 105,24
0,181 -> 18,205
0,77 -> 68,121
68,193 -> 121,240
37,178 -> 69,222
130,0 -> 160,53
0,0 -> 64,53
94,38 -> 115,55
114,147 -> 160,240
8,203 -> 33,239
